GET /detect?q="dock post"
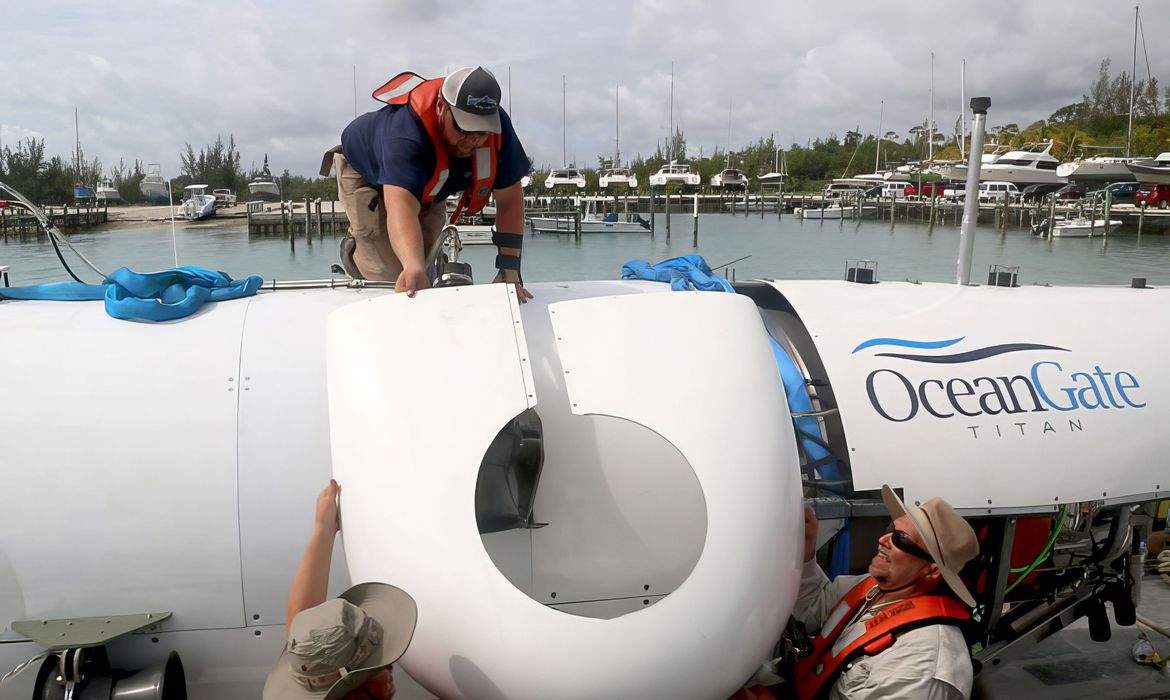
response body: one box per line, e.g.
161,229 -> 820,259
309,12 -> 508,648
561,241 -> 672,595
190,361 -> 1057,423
889,195 -> 895,230
574,211 -> 581,243
330,199 -> 336,234
303,198 -> 311,242
1047,194 -> 1056,238
1103,191 -> 1112,237
693,193 -> 699,247
929,194 -> 936,232
315,199 -> 323,241
743,188 -> 749,218
666,191 -> 671,240
1138,201 -> 1146,238
649,189 -> 656,236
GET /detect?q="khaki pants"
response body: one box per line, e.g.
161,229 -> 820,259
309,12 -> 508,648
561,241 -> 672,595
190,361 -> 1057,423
333,152 -> 447,282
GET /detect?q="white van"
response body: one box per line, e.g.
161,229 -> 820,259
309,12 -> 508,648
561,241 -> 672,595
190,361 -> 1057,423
975,181 -> 1019,203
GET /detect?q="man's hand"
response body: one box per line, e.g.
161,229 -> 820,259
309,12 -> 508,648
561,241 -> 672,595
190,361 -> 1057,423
803,504 -> 818,563
493,269 -> 533,302
395,265 -> 430,297
315,479 -> 341,537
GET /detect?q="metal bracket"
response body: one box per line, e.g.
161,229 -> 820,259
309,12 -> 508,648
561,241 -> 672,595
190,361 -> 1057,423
11,612 -> 171,651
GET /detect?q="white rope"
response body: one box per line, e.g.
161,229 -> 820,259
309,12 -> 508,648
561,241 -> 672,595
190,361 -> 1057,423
0,650 -> 48,687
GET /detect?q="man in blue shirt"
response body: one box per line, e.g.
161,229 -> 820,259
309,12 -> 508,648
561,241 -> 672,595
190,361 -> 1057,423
326,67 -> 531,299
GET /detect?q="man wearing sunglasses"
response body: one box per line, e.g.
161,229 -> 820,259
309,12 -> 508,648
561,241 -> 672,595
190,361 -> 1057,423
781,486 -> 980,699
326,66 -> 531,300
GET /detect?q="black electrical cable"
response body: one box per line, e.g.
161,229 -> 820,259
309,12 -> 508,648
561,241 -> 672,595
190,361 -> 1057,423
45,225 -> 85,283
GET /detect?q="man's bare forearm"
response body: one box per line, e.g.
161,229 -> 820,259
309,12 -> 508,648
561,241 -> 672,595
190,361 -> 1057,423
383,184 -> 425,270
286,526 -> 335,624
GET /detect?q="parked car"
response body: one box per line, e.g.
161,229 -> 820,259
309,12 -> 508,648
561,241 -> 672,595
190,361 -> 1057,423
1020,183 -> 1065,202
962,181 -> 1019,203
1135,184 -> 1170,209
943,182 -> 966,199
904,182 -> 945,198
1054,184 -> 1085,201
1090,181 -> 1140,204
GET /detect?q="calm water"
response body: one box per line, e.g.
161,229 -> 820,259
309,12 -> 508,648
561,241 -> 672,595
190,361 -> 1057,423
3,214 -> 1169,287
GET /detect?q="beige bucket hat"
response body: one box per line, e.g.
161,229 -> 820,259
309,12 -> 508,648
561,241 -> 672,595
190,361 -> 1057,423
881,485 -> 980,607
263,582 -> 417,700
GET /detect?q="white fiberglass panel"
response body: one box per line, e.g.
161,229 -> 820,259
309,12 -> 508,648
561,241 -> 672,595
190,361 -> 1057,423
328,284 -> 802,699
0,298 -> 248,636
769,280 -> 1170,510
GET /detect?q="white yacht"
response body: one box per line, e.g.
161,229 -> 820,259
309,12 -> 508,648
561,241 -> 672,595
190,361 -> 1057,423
544,168 -> 586,191
248,156 -> 281,201
1057,154 -> 1142,182
95,179 -> 122,204
757,172 -> 785,188
936,141 -> 1065,185
599,166 -> 637,190
139,163 -> 169,204
710,168 -> 748,190
648,161 -> 701,189
822,179 -> 872,199
1127,152 -> 1170,184
180,184 -> 217,221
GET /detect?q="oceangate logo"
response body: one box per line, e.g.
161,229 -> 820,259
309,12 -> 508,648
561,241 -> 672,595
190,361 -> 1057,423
853,336 -> 1146,438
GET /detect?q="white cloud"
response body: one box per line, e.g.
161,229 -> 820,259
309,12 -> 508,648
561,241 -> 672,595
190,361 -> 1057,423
3,0 -> 1164,179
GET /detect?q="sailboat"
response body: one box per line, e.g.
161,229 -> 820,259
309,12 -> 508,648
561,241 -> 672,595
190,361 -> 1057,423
599,87 -> 637,190
72,108 -> 95,203
1062,7 -> 1151,182
648,62 -> 700,190
711,98 -> 748,190
544,75 -> 586,192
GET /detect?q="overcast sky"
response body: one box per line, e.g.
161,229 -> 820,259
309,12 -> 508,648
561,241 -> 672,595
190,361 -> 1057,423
3,1 -> 1166,180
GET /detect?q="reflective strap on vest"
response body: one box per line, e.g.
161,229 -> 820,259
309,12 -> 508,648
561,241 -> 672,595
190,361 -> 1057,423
428,170 -> 449,198
372,73 -> 426,104
475,147 -> 492,180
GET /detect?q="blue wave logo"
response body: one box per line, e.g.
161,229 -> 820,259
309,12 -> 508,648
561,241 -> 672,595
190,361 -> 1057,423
853,336 -> 1069,364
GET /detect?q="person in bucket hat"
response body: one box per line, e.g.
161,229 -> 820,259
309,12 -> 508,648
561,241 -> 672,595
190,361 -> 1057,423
743,485 -> 980,699
264,480 -> 417,699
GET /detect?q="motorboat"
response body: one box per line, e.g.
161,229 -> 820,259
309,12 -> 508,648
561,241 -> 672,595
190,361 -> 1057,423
248,156 -> 281,201
937,141 -> 1065,185
757,172 -> 786,188
599,167 -> 637,190
180,184 -> 217,221
648,161 -> 701,189
710,168 -> 748,190
1126,152 -> 1170,184
530,199 -> 650,233
72,184 -> 95,203
1050,217 -> 1122,238
139,164 -> 170,204
95,179 -> 122,204
1057,155 -> 1143,183
212,189 -> 237,207
822,179 -> 872,200
794,204 -> 855,219
544,168 -> 586,191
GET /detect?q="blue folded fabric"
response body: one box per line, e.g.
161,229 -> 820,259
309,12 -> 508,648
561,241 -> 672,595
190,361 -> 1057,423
0,266 -> 264,322
620,254 -> 735,293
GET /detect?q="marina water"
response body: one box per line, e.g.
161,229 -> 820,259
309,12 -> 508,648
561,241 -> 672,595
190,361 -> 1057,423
3,214 -> 1169,287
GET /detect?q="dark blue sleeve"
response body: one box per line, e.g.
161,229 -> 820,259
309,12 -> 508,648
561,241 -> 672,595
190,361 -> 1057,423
493,109 -> 530,190
374,109 -> 435,203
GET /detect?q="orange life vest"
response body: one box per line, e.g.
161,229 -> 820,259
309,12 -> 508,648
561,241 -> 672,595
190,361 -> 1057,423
793,576 -> 971,700
371,71 -> 501,223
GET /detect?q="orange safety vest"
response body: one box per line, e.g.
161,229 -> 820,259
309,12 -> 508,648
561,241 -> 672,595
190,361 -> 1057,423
793,576 -> 971,700
371,71 -> 501,223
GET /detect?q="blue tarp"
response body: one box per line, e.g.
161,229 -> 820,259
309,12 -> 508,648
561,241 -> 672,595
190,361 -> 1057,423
0,266 -> 264,322
621,255 -> 735,293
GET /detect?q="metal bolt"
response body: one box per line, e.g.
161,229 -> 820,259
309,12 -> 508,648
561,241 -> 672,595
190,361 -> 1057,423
550,592 -> 557,599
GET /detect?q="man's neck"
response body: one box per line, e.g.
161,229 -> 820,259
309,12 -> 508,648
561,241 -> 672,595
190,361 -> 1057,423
874,578 -> 937,605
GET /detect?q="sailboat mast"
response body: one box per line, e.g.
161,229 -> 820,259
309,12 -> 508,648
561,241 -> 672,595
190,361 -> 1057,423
561,74 -> 567,167
74,107 -> 81,177
928,52 -> 935,162
960,59 -> 967,159
669,61 -> 674,161
1127,5 -> 1138,157
875,100 -> 884,172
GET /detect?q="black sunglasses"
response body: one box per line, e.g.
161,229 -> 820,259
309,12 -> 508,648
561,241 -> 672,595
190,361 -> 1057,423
885,524 -> 934,563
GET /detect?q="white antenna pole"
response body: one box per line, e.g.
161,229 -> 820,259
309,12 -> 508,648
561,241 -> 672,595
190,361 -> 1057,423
957,97 -> 990,285
669,61 -> 674,161
928,52 -> 935,162
960,59 -> 967,159
875,100 -> 884,172
1127,5 -> 1138,157
167,178 -> 179,268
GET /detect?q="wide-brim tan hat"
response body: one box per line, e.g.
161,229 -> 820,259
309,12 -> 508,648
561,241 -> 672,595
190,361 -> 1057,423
881,485 -> 979,607
263,582 -> 417,700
